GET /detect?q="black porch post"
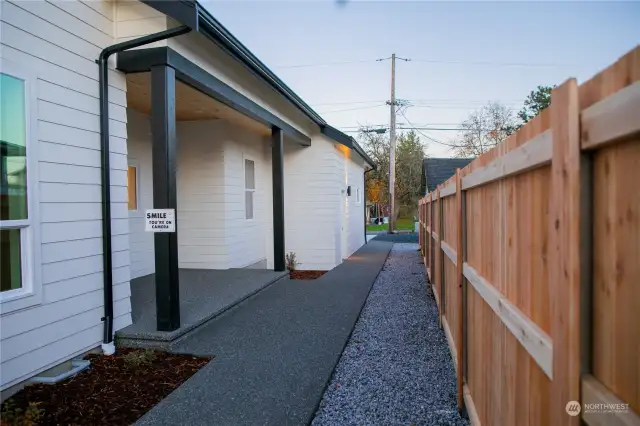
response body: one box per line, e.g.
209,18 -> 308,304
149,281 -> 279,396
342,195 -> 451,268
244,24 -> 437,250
272,127 -> 285,271
151,65 -> 180,331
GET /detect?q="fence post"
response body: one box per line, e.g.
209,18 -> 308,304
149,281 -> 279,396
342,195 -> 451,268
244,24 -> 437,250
455,169 -> 464,410
435,187 -> 443,326
549,78 -> 581,425
426,193 -> 430,276
440,187 -> 446,319
430,193 -> 435,284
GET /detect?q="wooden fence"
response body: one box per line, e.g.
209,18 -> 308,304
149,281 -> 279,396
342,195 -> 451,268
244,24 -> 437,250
418,46 -> 640,426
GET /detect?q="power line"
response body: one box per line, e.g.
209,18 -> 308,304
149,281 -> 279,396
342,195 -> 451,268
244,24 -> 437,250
311,98 -> 524,107
318,104 -> 387,114
310,100 -> 386,107
274,59 -> 378,69
398,111 -> 461,148
274,58 -> 565,69
411,58 -> 561,68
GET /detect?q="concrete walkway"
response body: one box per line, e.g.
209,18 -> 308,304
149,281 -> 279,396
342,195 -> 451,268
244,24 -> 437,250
136,241 -> 392,426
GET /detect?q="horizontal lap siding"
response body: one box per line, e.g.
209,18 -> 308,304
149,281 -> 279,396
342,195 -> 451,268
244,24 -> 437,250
284,135 -> 341,270
222,124 -> 270,269
126,111 -> 155,279
0,0 -> 133,390
345,151 -> 365,258
114,0 -> 169,49
177,121 -> 228,270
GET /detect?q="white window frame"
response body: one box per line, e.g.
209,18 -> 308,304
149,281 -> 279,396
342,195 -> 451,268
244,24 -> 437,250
127,160 -> 140,213
243,156 -> 256,221
0,58 -> 42,314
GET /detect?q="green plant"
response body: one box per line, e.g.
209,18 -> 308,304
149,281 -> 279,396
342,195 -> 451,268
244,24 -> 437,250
1,400 -> 44,426
285,252 -> 299,271
123,349 -> 158,370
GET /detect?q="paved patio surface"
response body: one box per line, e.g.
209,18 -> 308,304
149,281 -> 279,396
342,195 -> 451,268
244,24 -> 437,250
135,241 -> 392,426
117,268 -> 287,346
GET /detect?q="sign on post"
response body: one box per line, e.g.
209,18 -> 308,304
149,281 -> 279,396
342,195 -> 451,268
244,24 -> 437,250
145,209 -> 175,232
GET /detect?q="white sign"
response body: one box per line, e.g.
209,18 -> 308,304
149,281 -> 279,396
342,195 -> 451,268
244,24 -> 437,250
145,209 -> 175,232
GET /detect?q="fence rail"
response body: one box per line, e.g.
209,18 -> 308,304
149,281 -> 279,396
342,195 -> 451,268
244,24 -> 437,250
417,45 -> 640,426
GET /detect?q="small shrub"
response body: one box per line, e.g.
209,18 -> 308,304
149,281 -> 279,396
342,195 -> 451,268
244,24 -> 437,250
123,349 -> 158,370
285,252 -> 299,271
1,400 -> 44,426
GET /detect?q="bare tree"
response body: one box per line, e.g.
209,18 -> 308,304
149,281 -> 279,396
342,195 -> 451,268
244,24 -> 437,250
453,102 -> 517,158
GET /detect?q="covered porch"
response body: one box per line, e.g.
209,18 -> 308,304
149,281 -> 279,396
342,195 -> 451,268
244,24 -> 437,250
115,46 -> 310,338
116,268 -> 287,347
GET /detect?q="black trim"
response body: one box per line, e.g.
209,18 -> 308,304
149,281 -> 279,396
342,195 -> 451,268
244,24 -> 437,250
272,127 -> 286,271
97,25 -> 191,345
151,65 -> 181,331
143,1 -> 379,155
321,125 -> 352,147
320,125 -> 376,169
141,0 -> 199,31
197,7 -> 325,126
117,47 -> 311,146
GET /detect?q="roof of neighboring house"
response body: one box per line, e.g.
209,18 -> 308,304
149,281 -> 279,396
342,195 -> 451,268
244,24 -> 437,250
421,158 -> 474,194
140,0 -> 375,169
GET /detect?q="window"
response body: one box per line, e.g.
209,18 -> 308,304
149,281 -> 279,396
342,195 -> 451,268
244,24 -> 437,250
244,159 -> 255,220
356,187 -> 361,204
0,60 -> 40,309
127,164 -> 138,211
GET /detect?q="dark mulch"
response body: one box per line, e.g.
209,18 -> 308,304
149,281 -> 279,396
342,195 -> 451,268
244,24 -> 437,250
1,349 -> 211,426
290,270 -> 327,280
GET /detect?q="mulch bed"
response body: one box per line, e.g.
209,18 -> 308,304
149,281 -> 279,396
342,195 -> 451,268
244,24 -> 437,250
1,349 -> 211,426
290,270 -> 327,280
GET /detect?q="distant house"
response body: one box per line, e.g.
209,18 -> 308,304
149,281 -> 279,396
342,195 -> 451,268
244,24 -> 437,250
421,158 -> 474,195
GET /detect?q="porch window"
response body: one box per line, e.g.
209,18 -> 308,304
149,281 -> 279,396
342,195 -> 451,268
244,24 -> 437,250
244,159 -> 255,220
127,164 -> 138,211
1,68 -> 32,297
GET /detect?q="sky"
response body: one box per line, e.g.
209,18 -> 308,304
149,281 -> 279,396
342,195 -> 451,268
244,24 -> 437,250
202,1 -> 640,156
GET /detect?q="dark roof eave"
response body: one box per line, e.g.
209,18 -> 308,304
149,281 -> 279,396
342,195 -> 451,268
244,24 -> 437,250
320,126 -> 376,169
196,5 -> 326,127
140,1 -> 370,159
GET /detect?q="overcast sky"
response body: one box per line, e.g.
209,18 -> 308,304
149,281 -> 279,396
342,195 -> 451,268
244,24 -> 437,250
203,1 -> 639,156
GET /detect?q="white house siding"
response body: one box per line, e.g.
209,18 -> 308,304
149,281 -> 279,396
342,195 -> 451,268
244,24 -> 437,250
126,110 -> 154,279
221,124 -> 271,269
344,152 -> 366,258
126,115 -> 270,272
176,120 -> 227,270
114,0 -> 169,49
283,135 -> 342,271
0,0 -> 132,390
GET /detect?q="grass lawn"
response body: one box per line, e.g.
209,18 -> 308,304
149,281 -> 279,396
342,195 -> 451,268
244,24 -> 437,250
366,217 -> 415,232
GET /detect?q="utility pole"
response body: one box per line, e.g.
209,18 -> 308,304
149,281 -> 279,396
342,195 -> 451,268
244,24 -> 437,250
377,54 -> 409,233
389,53 -> 396,233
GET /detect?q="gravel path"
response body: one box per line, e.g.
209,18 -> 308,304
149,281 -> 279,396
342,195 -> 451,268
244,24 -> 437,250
312,243 -> 469,426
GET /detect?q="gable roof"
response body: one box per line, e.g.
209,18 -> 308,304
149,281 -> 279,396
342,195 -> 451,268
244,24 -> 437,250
421,158 -> 474,194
